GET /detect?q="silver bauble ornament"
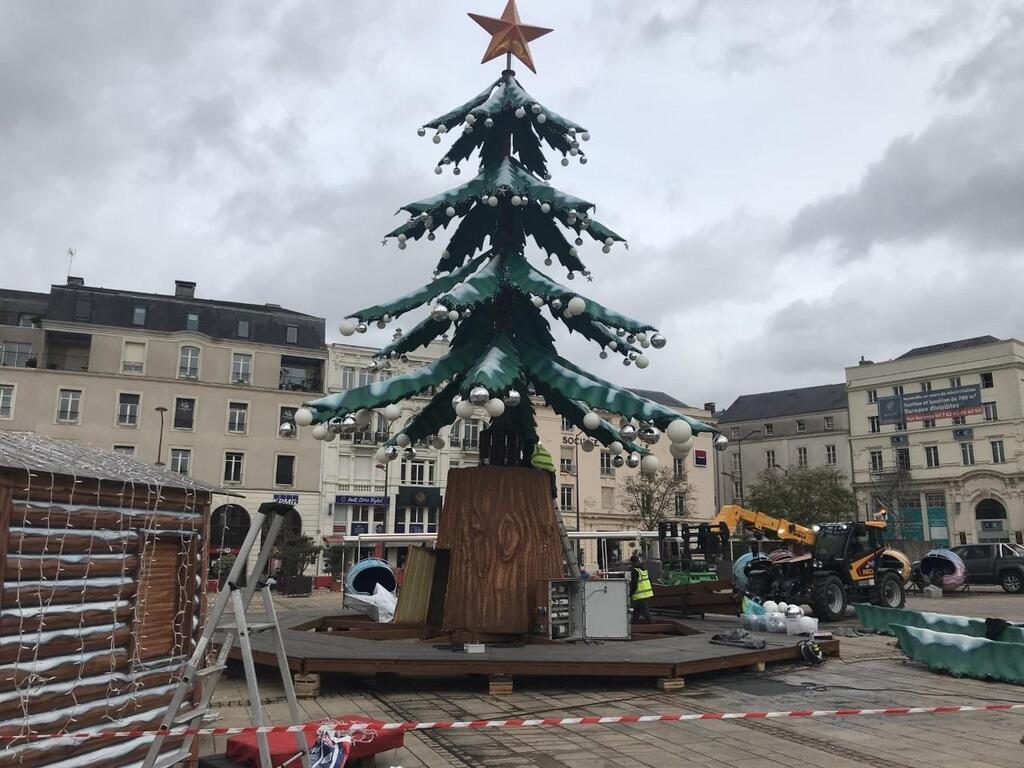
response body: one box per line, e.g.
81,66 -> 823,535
404,447 -> 417,459
504,389 -> 521,407
469,386 -> 489,405
714,434 -> 730,451
550,298 -> 563,312
484,117 -> 494,128
328,416 -> 345,434
620,424 -> 637,440
431,305 -> 449,322
639,425 -> 661,445
612,454 -> 625,468
356,322 -> 367,333
417,127 -> 426,137
626,452 -> 641,469
581,438 -> 595,452
278,422 -> 295,437
384,445 -> 400,461
651,333 -> 666,349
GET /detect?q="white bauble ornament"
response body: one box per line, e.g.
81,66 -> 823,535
383,403 -> 402,422
294,407 -> 314,427
311,424 -> 329,441
511,195 -> 522,206
515,106 -> 526,118
581,131 -> 591,141
540,202 -> 551,213
324,431 -> 337,442
608,341 -> 618,351
466,113 -> 476,124
531,295 -> 545,308
666,419 -> 693,444
446,206 -> 456,217
469,386 -> 489,405
531,103 -> 541,114
339,319 -> 357,337
635,354 -> 650,369
504,389 -> 521,407
487,196 -> 498,207
583,411 -> 601,430
395,433 -> 411,448
568,297 -> 587,316
355,409 -> 372,428
669,438 -> 695,458
438,123 -> 448,134
485,398 -> 505,418
448,310 -> 460,322
561,157 -> 569,167
455,399 -> 475,419
537,113 -> 547,123
374,446 -> 388,463
641,454 -> 661,476
432,134 -> 441,144
609,441 -> 624,456
605,237 -> 614,247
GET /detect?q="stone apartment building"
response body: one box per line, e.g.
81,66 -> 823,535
322,341 -> 718,569
846,336 -> 1024,546
715,383 -> 852,507
0,278 -> 327,561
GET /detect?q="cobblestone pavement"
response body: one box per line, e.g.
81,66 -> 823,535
201,589 -> 1024,767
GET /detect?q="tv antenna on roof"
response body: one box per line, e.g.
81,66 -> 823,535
66,248 -> 75,281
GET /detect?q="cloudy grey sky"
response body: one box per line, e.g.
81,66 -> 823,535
3,1 -> 1022,408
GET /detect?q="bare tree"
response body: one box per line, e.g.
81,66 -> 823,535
866,467 -> 917,540
622,467 -> 690,531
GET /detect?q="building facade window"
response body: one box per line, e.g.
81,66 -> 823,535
237,319 -> 250,338
893,385 -> 904,396
559,485 -> 574,513
560,447 -> 574,474
401,459 -> 436,486
179,346 -> 200,378
285,325 -> 298,344
991,440 -> 1006,464
74,299 -> 91,321
895,420 -> 907,431
730,427 -> 740,438
561,416 -> 573,432
980,372 -> 994,388
227,402 -> 248,434
949,376 -> 961,388
952,414 -> 966,425
121,341 -> 146,374
117,393 -> 140,426
925,446 -> 940,468
797,447 -> 808,467
186,312 -> 199,331
922,418 -> 936,429
867,389 -> 878,404
732,480 -> 742,500
868,416 -> 880,433
824,416 -> 835,431
796,420 -> 806,433
600,451 -> 614,476
984,402 -> 998,421
223,452 -> 244,483
170,448 -> 191,476
731,452 -> 740,471
763,423 -> 774,436
825,444 -> 837,465
279,406 -> 297,437
869,450 -> 883,472
0,342 -> 32,368
173,397 -> 195,430
961,442 -> 975,466
231,352 -> 253,385
674,493 -> 687,516
462,419 -> 480,449
275,455 -> 296,486
132,306 -> 146,326
341,366 -> 355,390
920,381 -> 932,392
0,385 -> 13,419
57,389 -> 81,423
112,445 -> 135,455
896,447 -> 910,470
765,449 -> 776,469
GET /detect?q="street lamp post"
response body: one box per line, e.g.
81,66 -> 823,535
154,406 -> 168,466
722,428 -> 761,507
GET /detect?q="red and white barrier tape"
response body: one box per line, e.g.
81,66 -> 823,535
3,703 -> 1023,743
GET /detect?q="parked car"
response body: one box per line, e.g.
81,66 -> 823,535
950,543 -> 1024,593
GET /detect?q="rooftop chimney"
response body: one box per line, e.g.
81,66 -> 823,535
858,355 -> 874,366
175,280 -> 196,299
704,401 -> 716,414
66,276 -> 84,287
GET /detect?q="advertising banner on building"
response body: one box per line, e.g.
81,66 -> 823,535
877,385 -> 982,424
335,494 -> 389,506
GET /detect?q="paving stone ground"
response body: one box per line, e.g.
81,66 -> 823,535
203,587 -> 1024,767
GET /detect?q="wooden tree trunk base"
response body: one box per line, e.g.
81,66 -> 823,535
436,466 -> 564,637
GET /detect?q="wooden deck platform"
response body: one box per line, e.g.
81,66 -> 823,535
217,610 -> 839,686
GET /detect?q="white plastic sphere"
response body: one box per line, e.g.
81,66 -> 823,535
382,403 -> 402,422
511,195 -> 522,206
537,113 -> 547,124
604,237 -> 614,247
763,600 -> 779,614
432,134 -> 441,144
398,240 -> 407,249
355,409 -> 372,428
324,431 -> 337,442
669,439 -> 694,458
487,196 -> 498,207
465,113 -> 476,124
531,103 -> 541,114
338,319 -> 357,337
438,123 -> 448,134
635,355 -> 650,369
455,400 -> 475,419
485,398 -> 505,418
311,424 -> 329,441
515,106 -> 526,118
540,202 -> 551,214
641,454 -> 661,476
609,441 -> 624,456
581,131 -> 591,141
561,157 -> 569,167
583,411 -> 601,430
446,206 -> 456,217
567,297 -> 586,316
531,295 -> 545,308
666,419 -> 694,444
777,602 -> 789,614
395,433 -> 411,448
374,447 -> 388,463
294,407 -> 315,427
444,310 -> 458,323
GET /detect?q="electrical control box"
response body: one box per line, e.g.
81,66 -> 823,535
534,576 -> 630,641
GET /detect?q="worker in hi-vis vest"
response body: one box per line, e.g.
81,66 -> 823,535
530,443 -> 558,500
629,552 -> 654,624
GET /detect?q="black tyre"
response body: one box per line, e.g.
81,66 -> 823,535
872,571 -> 906,609
809,574 -> 848,622
1000,571 -> 1024,594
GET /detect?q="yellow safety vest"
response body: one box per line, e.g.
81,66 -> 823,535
632,568 -> 654,600
531,444 -> 555,474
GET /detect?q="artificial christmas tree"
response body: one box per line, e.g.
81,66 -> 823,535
295,1 -> 719,634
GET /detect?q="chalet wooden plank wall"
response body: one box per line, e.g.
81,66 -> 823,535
0,432 -> 215,768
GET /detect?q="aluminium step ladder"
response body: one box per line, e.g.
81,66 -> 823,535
142,503 -> 312,768
554,502 -> 582,580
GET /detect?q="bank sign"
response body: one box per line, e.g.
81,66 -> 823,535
877,384 -> 982,424
335,494 -> 389,506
